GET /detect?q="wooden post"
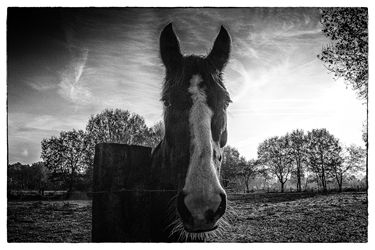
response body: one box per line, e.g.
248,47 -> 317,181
92,143 -> 156,242
92,143 -> 201,242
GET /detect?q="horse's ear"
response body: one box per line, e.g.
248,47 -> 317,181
160,23 -> 182,70
207,26 -> 231,71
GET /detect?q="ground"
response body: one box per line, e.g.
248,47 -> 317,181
208,192 -> 367,242
7,200 -> 91,242
7,192 -> 367,242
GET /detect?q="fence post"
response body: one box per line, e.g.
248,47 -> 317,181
91,143 -> 155,242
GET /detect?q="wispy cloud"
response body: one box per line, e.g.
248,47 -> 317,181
26,76 -> 58,92
57,47 -> 92,106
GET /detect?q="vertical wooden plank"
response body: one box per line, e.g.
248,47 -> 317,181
92,143 -> 153,242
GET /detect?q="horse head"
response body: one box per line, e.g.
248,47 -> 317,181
155,23 -> 231,239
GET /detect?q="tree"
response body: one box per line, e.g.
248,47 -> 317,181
305,129 -> 342,192
318,7 -> 368,190
83,109 -> 163,188
237,158 -> 258,193
258,136 -> 293,193
31,161 -> 49,195
41,129 -> 87,193
257,165 -> 272,191
345,145 -> 366,173
41,136 -> 66,186
85,109 -> 153,146
331,144 -> 365,192
8,162 -> 28,190
221,146 -> 241,188
287,129 -> 307,192
318,8 -> 368,100
147,121 -> 165,148
8,161 -> 50,193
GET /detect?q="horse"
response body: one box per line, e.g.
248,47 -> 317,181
149,23 -> 232,242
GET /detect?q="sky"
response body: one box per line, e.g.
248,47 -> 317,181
7,7 -> 366,164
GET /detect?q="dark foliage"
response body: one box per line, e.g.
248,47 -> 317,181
318,7 -> 368,100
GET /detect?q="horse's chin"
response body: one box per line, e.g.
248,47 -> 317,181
184,224 -> 218,233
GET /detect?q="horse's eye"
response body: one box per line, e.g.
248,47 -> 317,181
220,129 -> 227,148
224,101 -> 230,110
223,98 -> 232,110
163,99 -> 171,107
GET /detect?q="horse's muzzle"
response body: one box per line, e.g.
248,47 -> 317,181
176,191 -> 226,233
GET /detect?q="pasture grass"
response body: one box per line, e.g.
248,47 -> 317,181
7,192 -> 367,242
208,192 -> 367,242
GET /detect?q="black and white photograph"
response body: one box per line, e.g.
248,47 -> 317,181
4,2 -> 371,244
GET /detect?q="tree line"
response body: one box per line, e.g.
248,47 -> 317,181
221,129 -> 366,193
8,109 -> 163,193
8,110 -> 365,194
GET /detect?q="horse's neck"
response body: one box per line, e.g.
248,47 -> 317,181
151,140 -> 165,166
150,140 -> 174,188
151,139 -> 171,165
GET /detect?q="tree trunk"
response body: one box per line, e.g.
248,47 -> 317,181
335,174 -> 341,192
322,181 -> 327,192
68,169 -> 75,194
280,181 -> 284,193
296,162 -> 301,192
321,176 -> 327,193
339,174 -> 343,192
264,177 -> 268,190
316,174 -> 321,191
321,164 -> 327,192
245,179 -> 250,193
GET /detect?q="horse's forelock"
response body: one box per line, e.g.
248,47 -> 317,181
161,55 -> 230,150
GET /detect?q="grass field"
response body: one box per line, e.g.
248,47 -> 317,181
208,192 -> 367,242
7,192 -> 367,242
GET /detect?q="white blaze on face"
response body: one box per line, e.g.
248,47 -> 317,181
183,74 -> 224,219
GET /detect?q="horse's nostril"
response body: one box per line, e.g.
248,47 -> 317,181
214,193 -> 227,219
177,192 -> 192,223
205,209 -> 215,222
